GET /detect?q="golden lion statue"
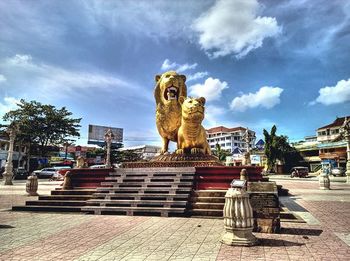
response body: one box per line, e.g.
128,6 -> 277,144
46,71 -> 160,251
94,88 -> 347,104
176,96 -> 211,155
154,71 -> 187,154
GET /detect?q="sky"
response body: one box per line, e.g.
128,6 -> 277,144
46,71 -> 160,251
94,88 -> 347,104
0,0 -> 349,148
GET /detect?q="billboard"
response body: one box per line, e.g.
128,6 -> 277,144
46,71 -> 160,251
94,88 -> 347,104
88,125 -> 123,145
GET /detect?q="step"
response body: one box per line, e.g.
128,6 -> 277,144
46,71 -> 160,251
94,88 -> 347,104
191,197 -> 225,203
189,209 -> 223,217
81,206 -> 186,217
191,202 -> 224,210
86,199 -> 188,207
39,195 -> 93,201
100,181 -> 193,187
12,205 -> 82,212
92,193 -> 189,200
26,200 -> 87,206
192,190 -> 226,197
97,187 -> 191,192
51,189 -> 96,195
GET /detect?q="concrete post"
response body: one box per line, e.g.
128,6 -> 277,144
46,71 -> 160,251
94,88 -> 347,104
221,187 -> 257,246
319,166 -> 330,190
2,127 -> 17,185
26,174 -> 38,196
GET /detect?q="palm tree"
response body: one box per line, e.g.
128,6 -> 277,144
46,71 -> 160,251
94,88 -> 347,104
213,143 -> 231,162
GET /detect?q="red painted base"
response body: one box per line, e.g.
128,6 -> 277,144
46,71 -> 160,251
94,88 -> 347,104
194,166 -> 263,190
68,168 -> 113,188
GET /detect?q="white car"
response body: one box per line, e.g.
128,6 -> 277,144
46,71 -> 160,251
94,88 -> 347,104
33,168 -> 58,178
89,164 -> 108,169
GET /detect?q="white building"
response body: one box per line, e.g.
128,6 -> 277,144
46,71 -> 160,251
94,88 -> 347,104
117,145 -> 161,160
206,126 -> 256,153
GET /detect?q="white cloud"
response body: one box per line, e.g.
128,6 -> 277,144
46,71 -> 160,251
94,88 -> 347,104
310,78 -> 350,105
160,59 -> 197,73
187,71 -> 209,82
204,105 -> 226,128
0,74 -> 6,84
0,97 -> 20,116
0,54 -> 141,100
192,0 -> 281,58
189,77 -> 228,101
161,59 -> 177,71
7,54 -> 33,66
230,86 -> 283,111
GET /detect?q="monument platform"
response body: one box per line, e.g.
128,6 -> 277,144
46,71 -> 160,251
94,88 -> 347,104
123,153 -> 223,168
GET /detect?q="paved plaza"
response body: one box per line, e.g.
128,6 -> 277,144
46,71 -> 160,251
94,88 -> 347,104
0,177 -> 349,261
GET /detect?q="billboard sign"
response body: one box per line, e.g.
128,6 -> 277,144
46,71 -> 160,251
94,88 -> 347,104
88,125 -> 123,144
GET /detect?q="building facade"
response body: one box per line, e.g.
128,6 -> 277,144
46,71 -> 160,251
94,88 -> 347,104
0,138 -> 28,168
294,116 -> 349,171
206,126 -> 256,153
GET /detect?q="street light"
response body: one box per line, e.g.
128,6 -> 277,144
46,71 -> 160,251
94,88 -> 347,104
339,117 -> 350,183
2,124 -> 19,185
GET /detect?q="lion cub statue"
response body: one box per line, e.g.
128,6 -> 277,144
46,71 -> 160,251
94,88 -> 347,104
154,71 -> 187,154
176,96 -> 211,155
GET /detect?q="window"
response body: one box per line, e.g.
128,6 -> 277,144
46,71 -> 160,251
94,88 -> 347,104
226,143 -> 231,146
226,137 -> 231,140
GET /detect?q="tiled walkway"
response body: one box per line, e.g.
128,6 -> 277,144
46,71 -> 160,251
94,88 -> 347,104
0,178 -> 349,260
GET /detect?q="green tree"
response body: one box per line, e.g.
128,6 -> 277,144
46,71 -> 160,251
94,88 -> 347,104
263,125 -> 303,172
3,99 -> 81,162
212,143 -> 231,162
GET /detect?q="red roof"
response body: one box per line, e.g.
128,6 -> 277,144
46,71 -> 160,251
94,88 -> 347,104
206,126 -> 246,134
318,116 -> 350,130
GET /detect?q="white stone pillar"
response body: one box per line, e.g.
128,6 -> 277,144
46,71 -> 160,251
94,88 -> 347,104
3,127 -> 16,185
319,166 -> 330,190
221,187 -> 257,246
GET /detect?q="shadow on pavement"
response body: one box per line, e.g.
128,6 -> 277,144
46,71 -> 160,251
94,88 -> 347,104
280,227 -> 323,236
259,238 -> 305,247
0,224 -> 15,229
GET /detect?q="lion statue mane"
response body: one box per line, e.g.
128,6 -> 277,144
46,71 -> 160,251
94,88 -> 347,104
154,71 -> 187,154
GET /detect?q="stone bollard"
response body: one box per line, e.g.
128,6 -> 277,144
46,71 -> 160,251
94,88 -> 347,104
221,185 -> 257,246
62,171 -> 73,190
319,172 -> 330,190
26,174 -> 38,196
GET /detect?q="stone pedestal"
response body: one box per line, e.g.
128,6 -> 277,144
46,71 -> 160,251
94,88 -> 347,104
248,182 -> 280,233
319,173 -> 330,190
26,175 -> 38,196
221,187 -> 257,246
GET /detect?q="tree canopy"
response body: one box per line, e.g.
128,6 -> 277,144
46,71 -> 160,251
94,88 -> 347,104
3,99 -> 81,157
263,125 -> 302,172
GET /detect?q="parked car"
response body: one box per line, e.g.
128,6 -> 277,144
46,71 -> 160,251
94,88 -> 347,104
13,167 -> 30,180
331,167 -> 345,177
33,168 -> 58,178
290,167 -> 309,178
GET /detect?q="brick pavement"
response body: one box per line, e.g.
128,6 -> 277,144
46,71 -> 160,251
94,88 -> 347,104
0,178 -> 349,260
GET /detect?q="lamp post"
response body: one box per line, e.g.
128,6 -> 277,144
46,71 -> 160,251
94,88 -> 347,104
242,128 -> 253,166
104,129 -> 114,168
340,117 -> 350,183
3,125 -> 18,185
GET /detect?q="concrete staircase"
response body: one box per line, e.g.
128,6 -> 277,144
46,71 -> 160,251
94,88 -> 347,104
189,190 -> 225,217
12,188 -> 97,212
81,167 -> 196,217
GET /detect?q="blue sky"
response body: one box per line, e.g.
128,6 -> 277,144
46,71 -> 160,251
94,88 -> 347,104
0,0 -> 349,147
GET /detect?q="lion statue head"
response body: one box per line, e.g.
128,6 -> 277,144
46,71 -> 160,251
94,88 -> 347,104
179,96 -> 206,123
154,71 -> 187,106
